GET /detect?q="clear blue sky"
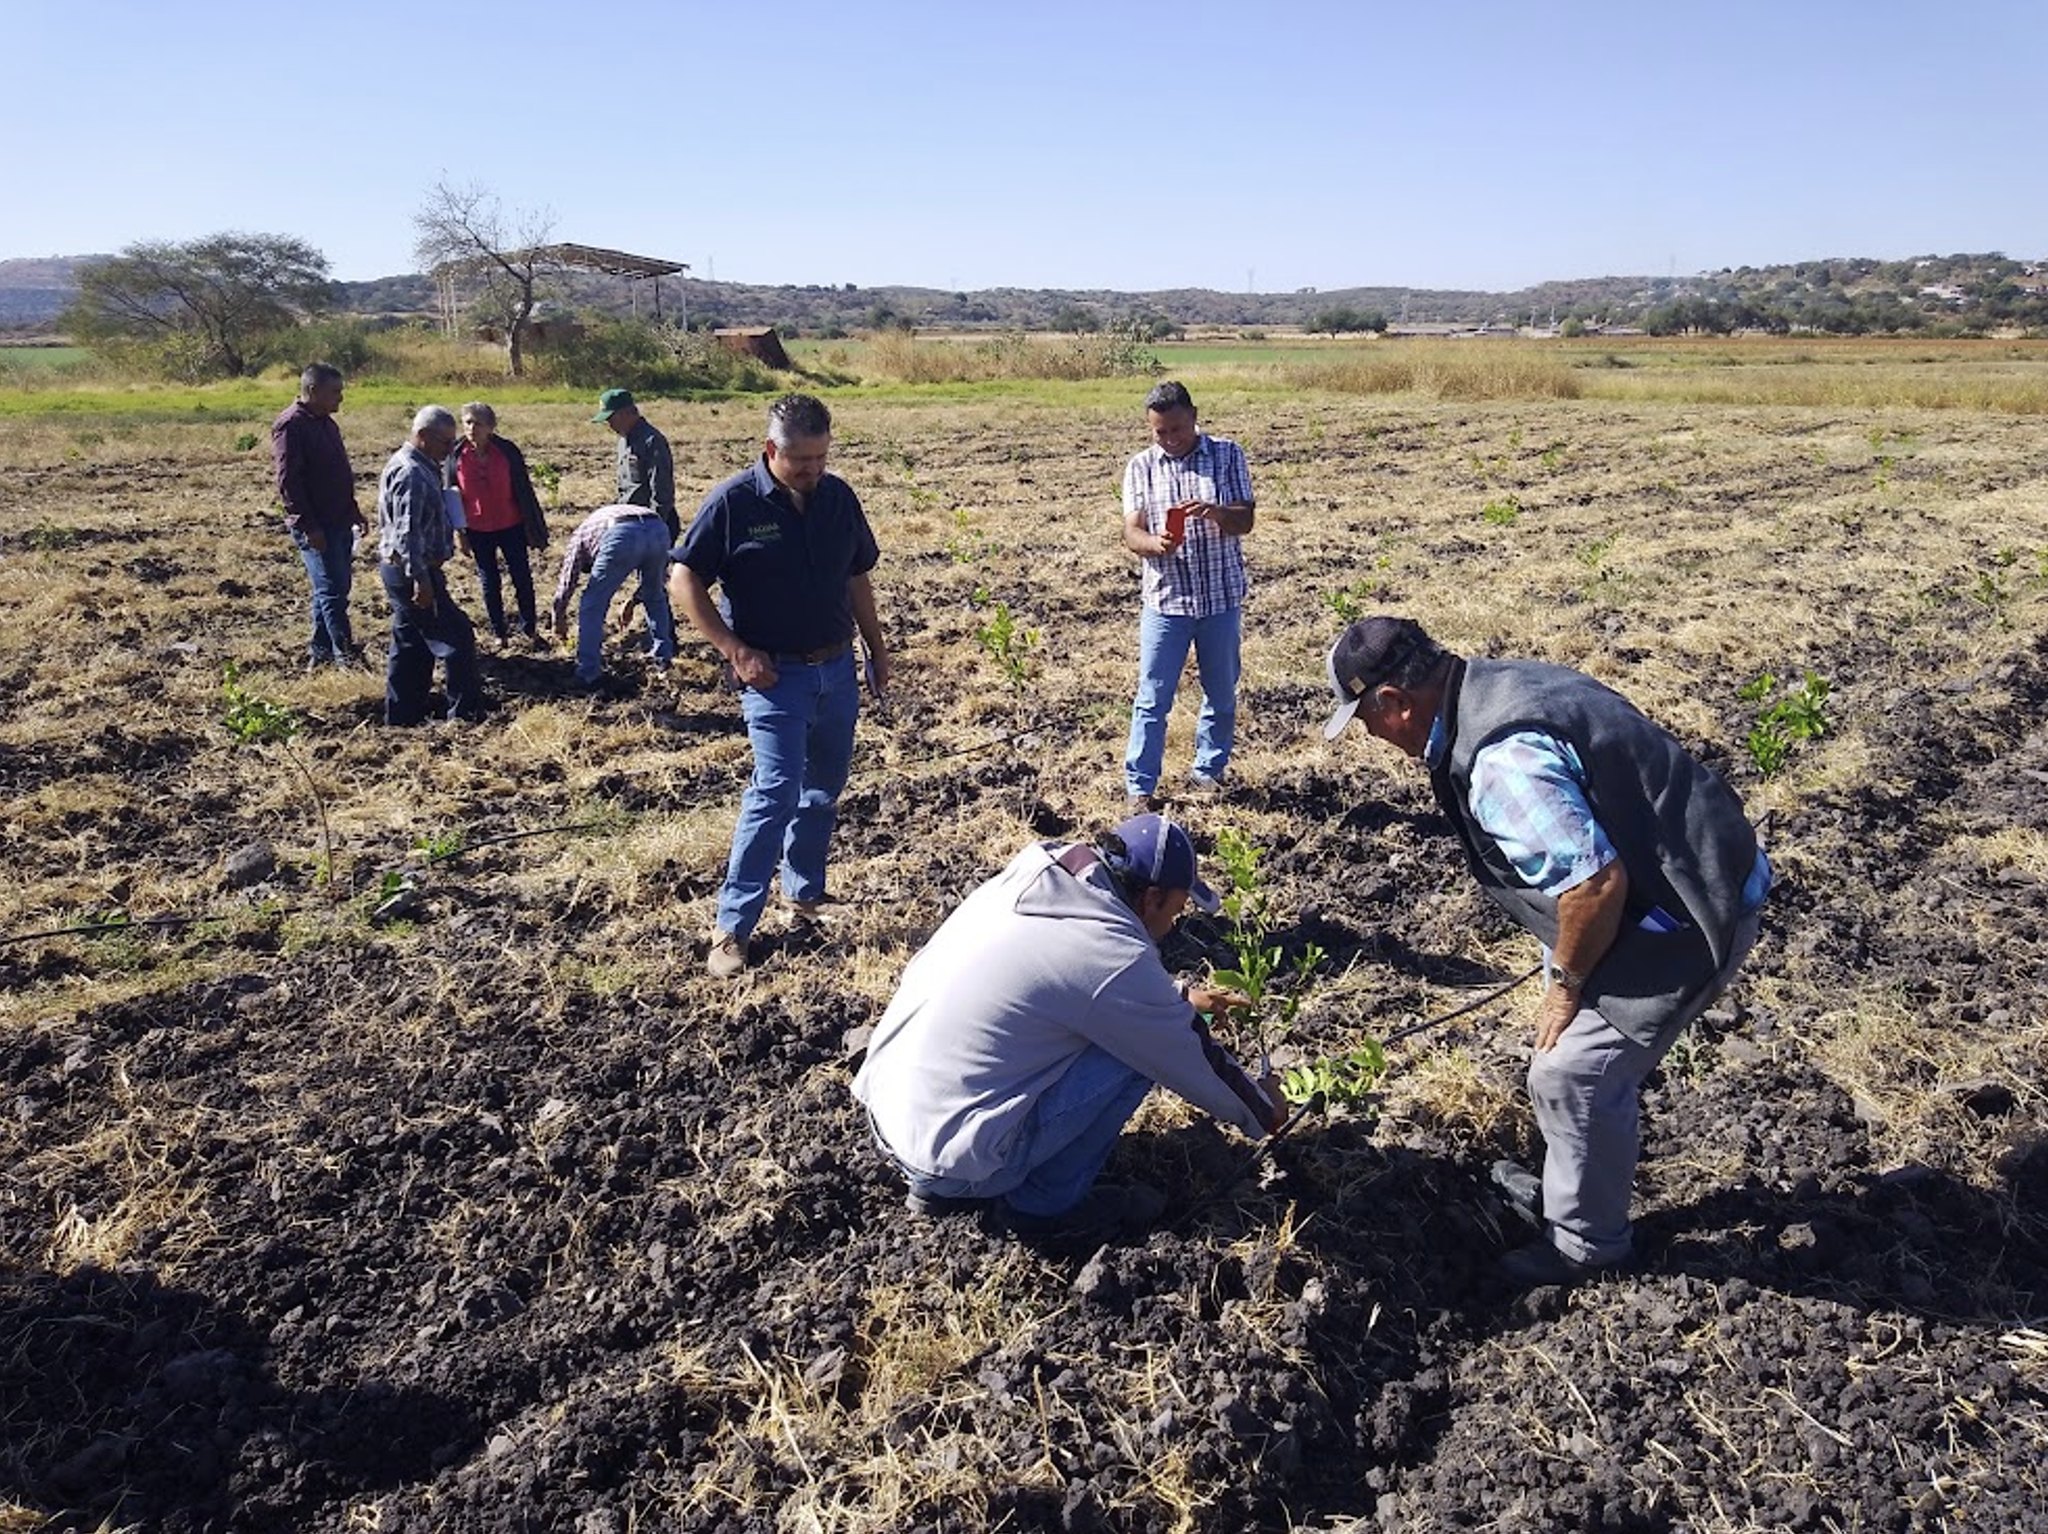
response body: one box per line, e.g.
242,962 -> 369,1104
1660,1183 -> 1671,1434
5,0 -> 2042,293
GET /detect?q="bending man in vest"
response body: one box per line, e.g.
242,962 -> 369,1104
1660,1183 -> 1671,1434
854,813 -> 1285,1243
1322,616 -> 1771,1286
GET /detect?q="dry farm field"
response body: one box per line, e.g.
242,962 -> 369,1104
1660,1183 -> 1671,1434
1,354 -> 2046,1531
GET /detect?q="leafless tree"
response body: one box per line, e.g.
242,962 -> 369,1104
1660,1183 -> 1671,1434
412,180 -> 557,377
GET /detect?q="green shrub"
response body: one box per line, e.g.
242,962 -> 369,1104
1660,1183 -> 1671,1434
290,318 -> 383,378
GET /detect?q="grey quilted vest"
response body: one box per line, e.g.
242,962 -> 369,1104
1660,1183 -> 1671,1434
1429,659 -> 1759,1045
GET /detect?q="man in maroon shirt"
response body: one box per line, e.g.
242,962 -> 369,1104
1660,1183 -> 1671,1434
272,363 -> 369,668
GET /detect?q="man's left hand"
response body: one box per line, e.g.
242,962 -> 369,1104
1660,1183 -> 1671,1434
1534,985 -> 1582,1051
865,649 -> 892,699
551,605 -> 568,640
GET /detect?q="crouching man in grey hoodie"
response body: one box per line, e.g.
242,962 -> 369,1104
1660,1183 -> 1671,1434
853,813 -> 1285,1241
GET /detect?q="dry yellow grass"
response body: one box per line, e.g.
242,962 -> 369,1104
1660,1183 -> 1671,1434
2,352 -> 2046,1527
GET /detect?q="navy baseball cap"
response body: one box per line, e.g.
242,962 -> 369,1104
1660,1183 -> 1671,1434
1324,615 -> 1434,739
1105,813 -> 1220,914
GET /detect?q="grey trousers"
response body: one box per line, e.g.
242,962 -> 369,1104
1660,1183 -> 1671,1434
1528,910 -> 1763,1265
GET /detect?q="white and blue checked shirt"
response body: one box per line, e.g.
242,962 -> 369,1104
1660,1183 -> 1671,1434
1429,721 -> 1772,914
1124,434 -> 1253,617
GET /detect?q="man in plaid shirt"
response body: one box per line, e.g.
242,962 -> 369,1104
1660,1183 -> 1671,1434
1119,381 -> 1255,809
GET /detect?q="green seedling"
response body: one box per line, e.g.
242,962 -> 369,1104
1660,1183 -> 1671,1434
27,521 -> 82,552
1281,1043 -> 1387,1108
1322,563 -> 1394,623
1741,670 -> 1831,778
945,506 -> 996,564
973,598 -> 1038,689
1480,495 -> 1521,527
233,431 -> 260,453
1208,825 -> 1338,1069
417,829 -> 467,864
222,663 -> 337,895
530,460 -> 563,509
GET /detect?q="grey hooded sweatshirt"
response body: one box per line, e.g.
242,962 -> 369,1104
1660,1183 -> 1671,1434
854,842 -> 1270,1183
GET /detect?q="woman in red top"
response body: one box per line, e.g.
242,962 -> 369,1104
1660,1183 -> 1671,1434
447,402 -> 551,645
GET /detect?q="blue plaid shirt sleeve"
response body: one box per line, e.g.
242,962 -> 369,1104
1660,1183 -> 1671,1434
1215,439 -> 1254,505
1467,731 -> 1617,896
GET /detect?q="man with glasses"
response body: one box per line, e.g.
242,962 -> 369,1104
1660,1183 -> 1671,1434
1323,615 -> 1771,1285
376,406 -> 484,725
670,394 -> 891,978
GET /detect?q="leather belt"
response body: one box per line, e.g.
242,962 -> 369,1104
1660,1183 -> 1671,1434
774,639 -> 851,665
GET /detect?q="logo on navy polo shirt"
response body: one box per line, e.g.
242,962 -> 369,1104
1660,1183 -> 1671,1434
746,521 -> 783,543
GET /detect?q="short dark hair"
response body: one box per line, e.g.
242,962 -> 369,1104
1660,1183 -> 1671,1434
300,362 -> 343,395
768,393 -> 832,446
1145,380 -> 1195,415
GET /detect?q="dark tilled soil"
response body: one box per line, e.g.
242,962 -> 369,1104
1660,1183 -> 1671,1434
3,406 -> 2046,1531
5,649 -> 2045,1533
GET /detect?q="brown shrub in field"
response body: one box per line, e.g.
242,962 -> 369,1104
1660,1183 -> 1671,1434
858,326 -> 1158,383
1285,339 -> 1584,401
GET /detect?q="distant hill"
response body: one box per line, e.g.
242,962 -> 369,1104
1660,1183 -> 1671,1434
0,255 -> 108,327
7,251 -> 2045,337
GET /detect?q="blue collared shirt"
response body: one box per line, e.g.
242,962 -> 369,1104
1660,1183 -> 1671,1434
674,457 -> 879,655
1426,716 -> 1771,914
376,443 -> 455,584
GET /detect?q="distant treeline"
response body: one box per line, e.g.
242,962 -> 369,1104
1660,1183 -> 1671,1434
4,250 -> 2044,338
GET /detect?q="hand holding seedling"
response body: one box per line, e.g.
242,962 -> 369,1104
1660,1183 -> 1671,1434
1186,983 -> 1252,1018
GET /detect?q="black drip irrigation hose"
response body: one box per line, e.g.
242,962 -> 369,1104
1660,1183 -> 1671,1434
1380,963 -> 1542,1046
1168,964 -> 1543,1225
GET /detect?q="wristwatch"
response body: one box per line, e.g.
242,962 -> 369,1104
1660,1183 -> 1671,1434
1545,960 -> 1589,991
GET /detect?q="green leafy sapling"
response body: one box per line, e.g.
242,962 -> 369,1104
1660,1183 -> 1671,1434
1206,826 -> 1338,1102
1741,670 -> 1831,778
973,598 -> 1039,689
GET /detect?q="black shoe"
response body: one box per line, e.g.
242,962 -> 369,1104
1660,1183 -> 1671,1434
1498,1238 -> 1624,1288
1001,1181 -> 1166,1242
1490,1159 -> 1543,1230
904,1189 -> 988,1218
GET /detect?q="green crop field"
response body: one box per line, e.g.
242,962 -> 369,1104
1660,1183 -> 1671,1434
0,345 -> 90,369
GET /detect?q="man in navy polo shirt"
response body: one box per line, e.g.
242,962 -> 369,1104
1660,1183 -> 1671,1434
670,394 -> 892,979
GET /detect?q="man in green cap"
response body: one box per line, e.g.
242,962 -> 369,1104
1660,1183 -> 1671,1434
594,388 -> 678,541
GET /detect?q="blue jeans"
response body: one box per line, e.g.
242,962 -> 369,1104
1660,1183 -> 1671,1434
467,526 -> 538,640
379,563 -> 484,725
576,517 -> 675,684
1124,605 -> 1241,795
899,1046 -> 1152,1217
717,649 -> 859,938
292,525 -> 356,664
